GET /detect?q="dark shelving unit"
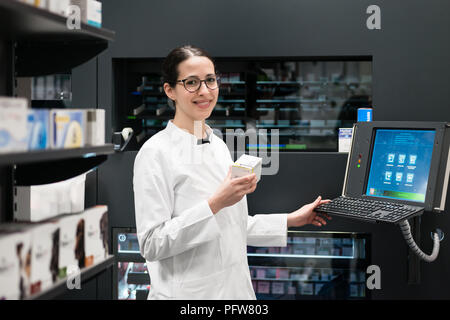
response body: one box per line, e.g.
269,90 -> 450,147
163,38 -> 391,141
247,231 -> 371,300
0,1 -> 116,299
12,144 -> 115,186
0,144 -> 114,166
0,0 -> 115,76
27,255 -> 115,300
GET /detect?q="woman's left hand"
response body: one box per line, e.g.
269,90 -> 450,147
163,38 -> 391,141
287,196 -> 332,227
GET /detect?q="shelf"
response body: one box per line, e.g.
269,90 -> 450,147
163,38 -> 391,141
0,144 -> 114,166
257,81 -> 302,85
31,99 -> 71,109
247,253 -> 355,259
251,277 -> 364,284
0,144 -> 115,185
127,272 -> 151,285
117,251 -> 146,263
0,0 -> 115,76
257,99 -> 329,104
220,81 -> 245,85
28,255 -> 115,300
217,99 -> 246,104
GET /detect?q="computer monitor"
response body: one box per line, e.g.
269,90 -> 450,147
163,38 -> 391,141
343,122 -> 450,212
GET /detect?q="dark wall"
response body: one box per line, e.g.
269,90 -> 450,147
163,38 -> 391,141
97,0 -> 450,138
72,0 -> 450,299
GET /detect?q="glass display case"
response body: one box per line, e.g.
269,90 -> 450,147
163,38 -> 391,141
112,227 -> 150,300
247,231 -> 371,300
113,57 -> 372,152
112,228 -> 371,300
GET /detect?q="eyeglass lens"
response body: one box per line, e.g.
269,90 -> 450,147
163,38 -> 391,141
184,76 -> 219,92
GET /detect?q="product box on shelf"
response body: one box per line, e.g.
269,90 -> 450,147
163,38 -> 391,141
21,0 -> 47,8
86,109 -> 105,146
338,128 -> 353,153
14,183 -> 58,222
83,205 -> 109,267
51,212 -> 86,278
14,173 -> 86,222
29,222 -> 60,295
257,281 -> 270,294
299,283 -> 314,295
0,221 -> 59,298
47,0 -> 70,16
0,229 -> 32,300
55,173 -> 86,215
27,109 -> 50,150
50,109 -> 86,149
0,97 -> 28,153
70,0 -> 102,27
271,282 -> 285,295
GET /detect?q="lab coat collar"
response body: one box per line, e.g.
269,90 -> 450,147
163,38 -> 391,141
166,120 -> 213,145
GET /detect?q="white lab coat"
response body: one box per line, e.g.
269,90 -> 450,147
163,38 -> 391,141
133,120 -> 287,300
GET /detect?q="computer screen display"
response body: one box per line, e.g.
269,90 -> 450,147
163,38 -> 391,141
365,129 -> 436,203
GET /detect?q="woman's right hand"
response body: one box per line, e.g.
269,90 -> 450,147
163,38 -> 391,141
208,166 -> 258,214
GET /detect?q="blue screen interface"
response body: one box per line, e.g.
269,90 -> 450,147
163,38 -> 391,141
365,129 -> 435,203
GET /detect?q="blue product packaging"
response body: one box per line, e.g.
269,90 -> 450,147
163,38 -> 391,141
357,108 -> 373,122
51,109 -> 86,149
27,109 -> 50,150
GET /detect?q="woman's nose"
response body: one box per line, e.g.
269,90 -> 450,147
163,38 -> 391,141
197,81 -> 210,95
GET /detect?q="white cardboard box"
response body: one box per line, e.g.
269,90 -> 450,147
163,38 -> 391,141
0,230 -> 32,300
0,97 -> 28,153
14,173 -> 86,222
83,205 -> 109,267
51,212 -> 85,278
0,224 -> 34,299
27,222 -> 60,295
70,0 -> 102,27
231,154 -> 262,182
338,128 -> 353,153
86,109 -> 105,146
47,0 -> 70,16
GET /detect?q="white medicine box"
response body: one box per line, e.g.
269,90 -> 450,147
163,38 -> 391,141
28,222 -> 60,295
0,230 -> 32,300
231,154 -> 262,182
52,212 -> 85,278
0,97 -> 28,153
83,205 -> 109,267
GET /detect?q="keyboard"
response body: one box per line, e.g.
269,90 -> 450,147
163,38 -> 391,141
315,196 -> 424,223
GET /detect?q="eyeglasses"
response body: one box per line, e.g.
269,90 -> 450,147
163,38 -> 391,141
176,75 -> 220,93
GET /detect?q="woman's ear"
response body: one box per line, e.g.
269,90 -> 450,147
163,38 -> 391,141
163,83 -> 176,102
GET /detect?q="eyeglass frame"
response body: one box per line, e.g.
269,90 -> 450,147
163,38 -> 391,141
176,75 -> 221,93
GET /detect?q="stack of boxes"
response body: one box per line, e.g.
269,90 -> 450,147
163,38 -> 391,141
0,97 -> 109,299
0,206 -> 109,300
0,97 -> 105,153
17,0 -> 103,28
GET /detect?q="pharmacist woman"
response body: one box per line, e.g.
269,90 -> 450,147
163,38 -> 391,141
133,45 -> 331,300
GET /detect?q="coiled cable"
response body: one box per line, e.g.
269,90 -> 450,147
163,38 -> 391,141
399,219 -> 440,262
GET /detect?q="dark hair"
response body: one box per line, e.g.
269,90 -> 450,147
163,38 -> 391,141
162,45 -> 215,88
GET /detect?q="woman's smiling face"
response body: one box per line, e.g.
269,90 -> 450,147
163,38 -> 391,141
164,56 -> 219,122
